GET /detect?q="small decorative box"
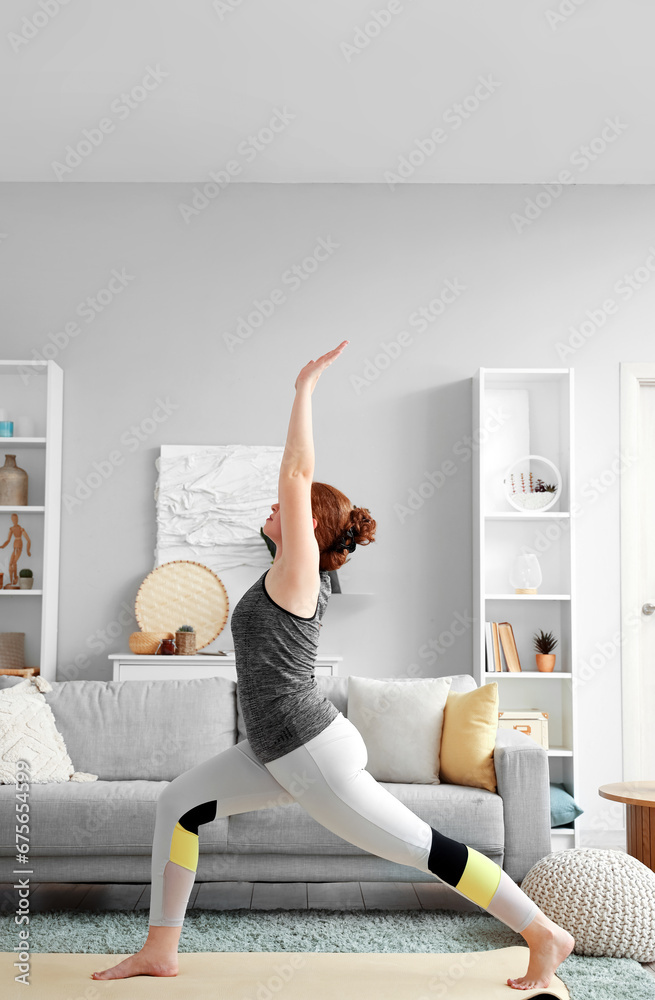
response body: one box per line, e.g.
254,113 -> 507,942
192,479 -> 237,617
498,710 -> 549,750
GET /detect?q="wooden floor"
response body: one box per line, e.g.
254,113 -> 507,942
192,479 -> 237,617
0,880 -> 478,915
1,881 -> 653,979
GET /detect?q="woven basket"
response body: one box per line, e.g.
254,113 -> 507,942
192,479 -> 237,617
175,631 -> 196,655
128,631 -> 174,655
0,632 -> 25,670
135,560 -> 229,650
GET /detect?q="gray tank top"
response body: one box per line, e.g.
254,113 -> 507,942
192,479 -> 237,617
231,566 -> 339,763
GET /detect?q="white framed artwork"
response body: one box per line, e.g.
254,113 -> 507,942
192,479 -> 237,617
154,444 -> 284,650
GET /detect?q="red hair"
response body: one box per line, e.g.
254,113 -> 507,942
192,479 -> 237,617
310,481 -> 376,572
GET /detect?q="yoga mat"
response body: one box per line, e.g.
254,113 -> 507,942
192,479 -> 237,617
0,946 -> 569,998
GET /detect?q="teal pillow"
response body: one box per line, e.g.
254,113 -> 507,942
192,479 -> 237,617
550,782 -> 583,827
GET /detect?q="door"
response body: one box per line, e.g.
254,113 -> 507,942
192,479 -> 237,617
621,363 -> 655,780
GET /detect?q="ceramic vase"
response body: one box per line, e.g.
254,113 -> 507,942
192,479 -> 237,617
0,455 -> 28,505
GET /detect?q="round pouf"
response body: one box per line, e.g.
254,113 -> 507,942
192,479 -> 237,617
520,848 -> 655,961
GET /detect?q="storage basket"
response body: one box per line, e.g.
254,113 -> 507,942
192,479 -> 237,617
0,632 -> 25,670
128,631 -> 174,655
175,631 -> 196,655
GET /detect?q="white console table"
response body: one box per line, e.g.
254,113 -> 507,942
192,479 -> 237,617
109,652 -> 342,682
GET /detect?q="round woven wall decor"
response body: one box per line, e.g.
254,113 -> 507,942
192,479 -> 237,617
134,561 -> 229,650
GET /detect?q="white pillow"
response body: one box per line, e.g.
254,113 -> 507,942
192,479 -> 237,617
347,676 -> 452,783
0,677 -> 97,784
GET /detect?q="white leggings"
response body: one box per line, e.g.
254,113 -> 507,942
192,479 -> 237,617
150,711 -> 539,933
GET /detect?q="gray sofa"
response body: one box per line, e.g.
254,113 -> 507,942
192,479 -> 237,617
0,673 -> 551,887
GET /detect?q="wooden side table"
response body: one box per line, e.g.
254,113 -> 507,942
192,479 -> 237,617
0,667 -> 40,677
598,781 -> 655,871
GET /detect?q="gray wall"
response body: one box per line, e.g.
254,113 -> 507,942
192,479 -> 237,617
3,181 -> 653,842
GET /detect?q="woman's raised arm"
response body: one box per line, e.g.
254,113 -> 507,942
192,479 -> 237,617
280,340 -> 349,477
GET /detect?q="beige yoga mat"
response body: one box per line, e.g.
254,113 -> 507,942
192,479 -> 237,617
1,947 -> 570,999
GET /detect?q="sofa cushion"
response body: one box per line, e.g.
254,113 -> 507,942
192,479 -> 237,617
42,677 -> 237,780
227,781 -> 503,856
236,673 -> 477,744
347,676 -> 451,783
0,677 -> 96,784
0,779 -> 229,855
439,682 -> 499,793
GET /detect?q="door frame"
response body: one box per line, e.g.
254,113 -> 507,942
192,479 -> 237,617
620,361 -> 655,780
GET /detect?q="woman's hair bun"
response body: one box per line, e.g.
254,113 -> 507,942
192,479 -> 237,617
349,506 -> 376,546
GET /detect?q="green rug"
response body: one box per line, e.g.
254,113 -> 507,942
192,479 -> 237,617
1,907 -> 654,1000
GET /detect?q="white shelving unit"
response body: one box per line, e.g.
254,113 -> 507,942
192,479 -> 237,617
0,361 -> 63,680
472,367 -> 579,854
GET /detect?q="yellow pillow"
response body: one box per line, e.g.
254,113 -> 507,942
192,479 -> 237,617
439,683 -> 498,793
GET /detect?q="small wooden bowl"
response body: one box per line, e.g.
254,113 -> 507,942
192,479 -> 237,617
129,631 -> 174,655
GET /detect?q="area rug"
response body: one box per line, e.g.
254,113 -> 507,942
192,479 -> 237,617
1,907 -> 654,1000
1,947 -> 569,999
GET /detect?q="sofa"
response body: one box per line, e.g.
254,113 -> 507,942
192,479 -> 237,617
0,673 -> 552,888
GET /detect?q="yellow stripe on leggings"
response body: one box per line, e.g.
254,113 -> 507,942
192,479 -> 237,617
456,846 -> 502,909
169,821 -> 199,872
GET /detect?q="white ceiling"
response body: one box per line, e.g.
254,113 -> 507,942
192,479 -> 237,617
2,0 -> 654,183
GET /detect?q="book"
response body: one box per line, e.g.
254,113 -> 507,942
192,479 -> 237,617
491,621 -> 502,672
485,621 -> 494,671
498,622 -> 522,672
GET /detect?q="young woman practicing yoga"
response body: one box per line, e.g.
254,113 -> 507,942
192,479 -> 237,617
92,340 -> 574,989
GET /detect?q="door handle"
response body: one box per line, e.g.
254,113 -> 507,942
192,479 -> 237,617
642,603 -> 655,616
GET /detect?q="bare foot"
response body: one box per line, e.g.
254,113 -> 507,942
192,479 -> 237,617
507,918 -> 574,990
91,946 -> 179,980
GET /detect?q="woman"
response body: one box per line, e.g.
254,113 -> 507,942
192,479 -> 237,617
93,340 -> 574,989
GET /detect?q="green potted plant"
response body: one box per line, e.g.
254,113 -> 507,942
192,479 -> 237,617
18,568 -> 33,591
533,629 -> 558,671
175,624 -> 196,656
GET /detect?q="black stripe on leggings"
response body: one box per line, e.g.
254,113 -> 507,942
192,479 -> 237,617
178,799 -> 218,835
427,826 -> 469,886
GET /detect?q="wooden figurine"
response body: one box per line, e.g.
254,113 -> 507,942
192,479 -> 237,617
0,513 -> 32,589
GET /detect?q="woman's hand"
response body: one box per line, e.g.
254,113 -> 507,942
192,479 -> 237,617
294,340 -> 349,393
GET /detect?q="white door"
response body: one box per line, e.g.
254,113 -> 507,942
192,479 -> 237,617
620,363 -> 655,780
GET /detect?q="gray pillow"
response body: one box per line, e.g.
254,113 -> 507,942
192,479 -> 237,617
43,677 -> 238,780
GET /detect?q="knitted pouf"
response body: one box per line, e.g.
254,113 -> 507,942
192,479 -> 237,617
520,848 -> 655,962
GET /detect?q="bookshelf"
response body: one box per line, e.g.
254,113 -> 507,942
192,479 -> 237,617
472,368 -> 579,854
0,361 -> 63,680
